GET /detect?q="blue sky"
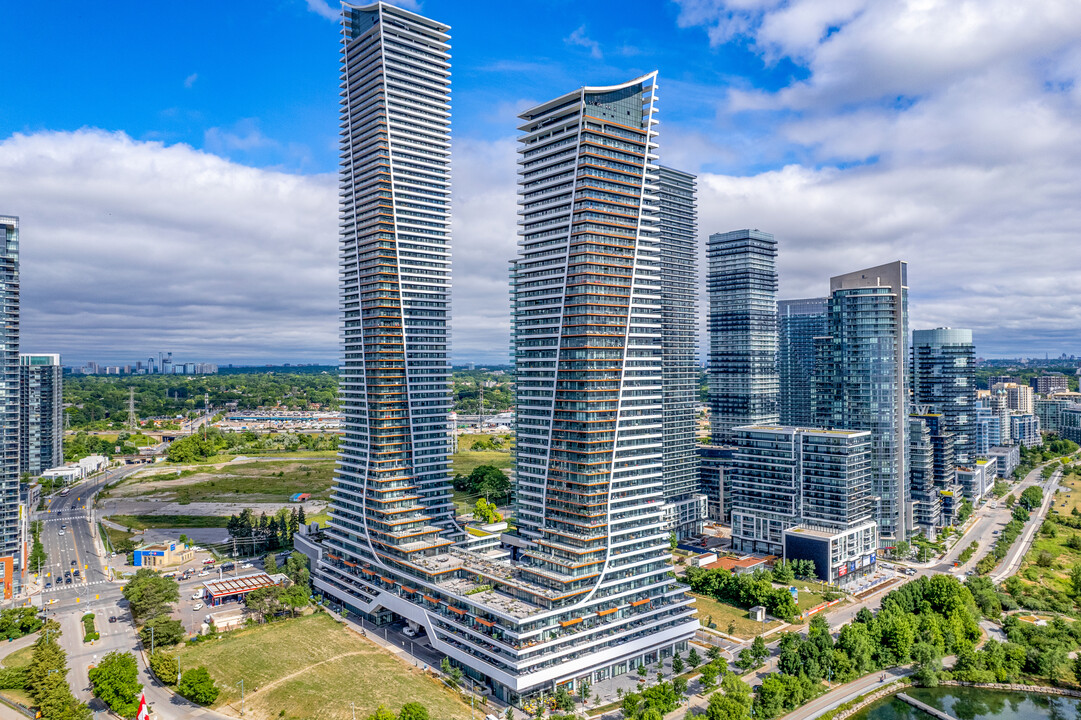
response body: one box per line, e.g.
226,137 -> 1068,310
1,0 -> 804,175
1,0 -> 1079,364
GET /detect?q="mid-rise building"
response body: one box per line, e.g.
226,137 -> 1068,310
707,230 -> 778,443
957,458 -> 996,502
19,354 -> 62,476
0,216 -> 17,567
986,446 -> 1019,478
1031,374 -> 1069,395
815,261 -> 910,543
777,298 -> 827,427
726,425 -> 877,584
988,375 -> 1021,389
994,382 -> 1034,414
1009,413 -> 1042,447
909,413 -> 957,533
1060,404 -> 1081,445
1035,397 -> 1072,433
911,328 -> 975,463
656,167 -> 704,538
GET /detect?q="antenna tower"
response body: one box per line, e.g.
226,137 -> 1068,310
127,387 -> 138,431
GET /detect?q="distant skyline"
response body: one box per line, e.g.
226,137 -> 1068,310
2,0 -> 1080,364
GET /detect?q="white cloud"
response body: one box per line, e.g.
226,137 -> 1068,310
672,0 -> 1081,356
0,129 -> 339,364
565,25 -> 603,60
184,73 -> 198,89
303,0 -> 338,21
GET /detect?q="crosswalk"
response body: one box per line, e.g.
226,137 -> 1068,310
40,514 -> 91,523
42,579 -> 110,594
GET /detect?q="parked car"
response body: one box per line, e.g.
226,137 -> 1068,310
402,626 -> 417,637
193,603 -> 203,611
191,592 -> 203,600
202,558 -> 215,565
108,616 -> 117,623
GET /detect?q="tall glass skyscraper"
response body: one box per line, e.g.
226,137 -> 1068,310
310,35 -> 696,704
815,261 -> 910,544
911,328 -> 976,464
707,229 -> 778,443
777,297 -> 827,426
656,166 -> 701,537
0,216 -> 17,561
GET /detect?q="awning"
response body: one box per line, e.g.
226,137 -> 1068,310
559,617 -> 583,628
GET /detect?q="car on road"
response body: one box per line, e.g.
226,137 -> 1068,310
44,582 -> 51,588
64,577 -> 72,584
198,570 -> 209,577
193,603 -> 203,611
71,560 -> 77,566
73,570 -> 80,577
241,563 -> 252,569
58,530 -> 65,536
56,510 -> 62,515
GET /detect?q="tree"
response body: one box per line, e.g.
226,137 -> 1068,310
264,552 -> 278,575
771,561 -> 794,584
1070,564 -> 1081,596
149,652 -> 179,686
912,642 -> 941,687
1019,486 -> 1044,511
687,648 -> 701,668
707,694 -> 750,720
399,702 -> 430,720
178,667 -> 219,705
368,707 -> 397,720
699,662 -> 719,691
750,636 -> 768,666
473,498 -> 503,524
139,615 -> 185,649
638,663 -> 648,677
707,645 -> 722,663
894,540 -> 910,559
88,651 -> 142,718
672,653 -> 685,674
246,585 -> 284,621
122,569 -> 179,622
673,677 -> 688,696
735,649 -> 754,672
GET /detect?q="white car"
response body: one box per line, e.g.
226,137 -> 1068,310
402,626 -> 417,637
198,570 -> 210,577
191,593 -> 203,600
193,603 -> 203,611
241,563 -> 252,569
58,530 -> 65,536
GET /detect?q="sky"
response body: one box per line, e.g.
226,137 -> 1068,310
1,0 -> 1079,365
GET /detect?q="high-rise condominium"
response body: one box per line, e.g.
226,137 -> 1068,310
707,229 -> 778,443
911,328 -> 975,463
511,71 -> 697,696
778,297 -> 827,426
0,217 -> 17,560
815,261 -> 910,543
20,354 -> 62,476
310,14 -> 696,702
656,166 -> 703,538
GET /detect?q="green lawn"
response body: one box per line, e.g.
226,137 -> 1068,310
451,450 -> 511,476
100,523 -> 136,551
106,515 -> 231,531
691,593 -> 783,639
122,459 -> 335,502
1,644 -> 34,669
175,613 -> 472,720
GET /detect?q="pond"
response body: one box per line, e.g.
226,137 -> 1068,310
852,687 -> 1081,720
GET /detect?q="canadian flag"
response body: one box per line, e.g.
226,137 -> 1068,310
137,693 -> 150,720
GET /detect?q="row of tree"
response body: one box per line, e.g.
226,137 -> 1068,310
452,465 -> 511,505
226,506 -> 307,556
166,428 -> 338,462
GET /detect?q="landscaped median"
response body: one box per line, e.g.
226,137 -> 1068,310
82,613 -> 99,643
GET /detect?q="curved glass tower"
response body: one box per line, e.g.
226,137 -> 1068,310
312,7 -> 697,704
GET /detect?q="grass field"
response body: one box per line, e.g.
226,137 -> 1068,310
2,644 -> 34,669
691,593 -> 783,639
121,459 -> 335,503
100,523 -> 135,551
175,613 -> 472,720
106,515 -> 231,530
451,450 -> 511,477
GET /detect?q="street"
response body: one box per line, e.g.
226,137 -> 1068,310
24,467 -> 231,719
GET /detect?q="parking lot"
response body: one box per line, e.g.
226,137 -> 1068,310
171,553 -> 274,635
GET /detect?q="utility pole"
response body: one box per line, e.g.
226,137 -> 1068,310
127,387 -> 137,432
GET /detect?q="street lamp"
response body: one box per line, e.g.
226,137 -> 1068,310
237,680 -> 245,716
